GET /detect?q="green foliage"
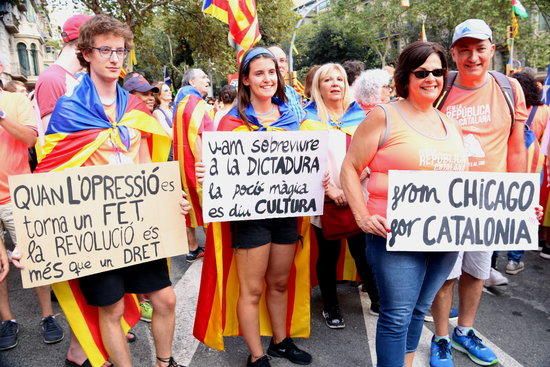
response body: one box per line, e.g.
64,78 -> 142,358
294,0 -> 549,71
62,0 -> 298,89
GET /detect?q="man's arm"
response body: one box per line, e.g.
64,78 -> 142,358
0,116 -> 37,148
507,121 -> 527,173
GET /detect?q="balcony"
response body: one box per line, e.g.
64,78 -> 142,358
2,12 -> 20,34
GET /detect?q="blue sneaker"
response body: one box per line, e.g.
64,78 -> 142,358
452,328 -> 498,366
425,307 -> 458,322
430,336 -> 453,367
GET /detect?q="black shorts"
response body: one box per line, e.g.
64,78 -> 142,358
79,259 -> 171,307
231,217 -> 299,249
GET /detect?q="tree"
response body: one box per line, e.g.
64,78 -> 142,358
293,0 -> 549,71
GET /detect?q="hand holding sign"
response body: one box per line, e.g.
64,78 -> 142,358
386,170 -> 540,252
202,131 -> 328,222
9,162 -> 188,288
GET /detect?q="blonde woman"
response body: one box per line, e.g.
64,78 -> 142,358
301,63 -> 379,328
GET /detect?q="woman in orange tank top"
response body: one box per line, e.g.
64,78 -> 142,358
341,42 -> 467,367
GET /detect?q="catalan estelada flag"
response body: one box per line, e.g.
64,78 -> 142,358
193,103 -> 310,350
35,73 -> 170,367
173,86 -> 214,228
202,0 -> 262,61
300,101 -> 367,284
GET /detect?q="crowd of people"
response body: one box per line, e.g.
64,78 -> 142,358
0,12 -> 548,367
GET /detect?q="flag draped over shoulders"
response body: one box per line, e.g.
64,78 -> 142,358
301,101 -> 365,136
219,98 -> 301,132
193,103 -> 310,350
173,86 -> 213,228
34,74 -> 169,367
300,101 -> 367,283
36,73 -> 170,172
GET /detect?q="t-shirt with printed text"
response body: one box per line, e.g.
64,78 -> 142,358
440,75 -> 527,172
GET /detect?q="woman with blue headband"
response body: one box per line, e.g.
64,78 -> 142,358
216,47 -> 312,367
301,63 -> 380,329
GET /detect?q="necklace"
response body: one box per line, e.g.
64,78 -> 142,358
256,104 -> 276,117
101,96 -> 116,106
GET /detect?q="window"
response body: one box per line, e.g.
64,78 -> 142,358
30,44 -> 39,75
17,43 -> 30,76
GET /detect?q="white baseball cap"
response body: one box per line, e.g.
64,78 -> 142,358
451,19 -> 492,47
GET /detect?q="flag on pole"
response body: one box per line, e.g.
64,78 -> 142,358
543,65 -> 550,105
511,0 -> 528,19
420,19 -> 427,42
163,66 -> 172,88
202,0 -> 262,61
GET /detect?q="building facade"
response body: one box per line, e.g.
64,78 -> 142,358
0,0 -> 56,88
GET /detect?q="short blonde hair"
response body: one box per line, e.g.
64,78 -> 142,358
310,63 -> 352,124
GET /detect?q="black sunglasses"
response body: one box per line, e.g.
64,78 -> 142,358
411,69 -> 445,79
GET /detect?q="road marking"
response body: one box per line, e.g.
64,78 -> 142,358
360,291 -> 522,367
144,260 -> 203,366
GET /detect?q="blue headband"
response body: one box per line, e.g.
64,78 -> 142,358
242,47 -> 274,71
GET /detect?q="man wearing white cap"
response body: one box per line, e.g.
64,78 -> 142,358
429,19 -> 527,367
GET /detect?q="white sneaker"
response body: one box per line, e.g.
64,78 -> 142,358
484,268 -> 509,287
505,260 -> 525,275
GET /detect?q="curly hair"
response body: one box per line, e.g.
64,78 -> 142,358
511,71 -> 543,108
219,84 -> 236,104
76,14 -> 133,69
354,69 -> 392,106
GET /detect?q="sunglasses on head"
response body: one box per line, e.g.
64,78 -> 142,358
411,68 -> 445,79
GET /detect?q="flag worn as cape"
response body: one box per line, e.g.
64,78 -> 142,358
300,101 -> 367,284
35,73 -> 170,367
193,103 -> 310,350
301,101 -> 365,136
173,86 -> 214,228
221,98 -> 301,132
202,0 -> 261,61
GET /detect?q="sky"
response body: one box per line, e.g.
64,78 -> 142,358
47,1 -> 90,30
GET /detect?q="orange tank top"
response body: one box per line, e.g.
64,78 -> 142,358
367,103 -> 468,218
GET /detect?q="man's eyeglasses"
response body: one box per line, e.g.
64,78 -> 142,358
383,85 -> 394,92
411,69 -> 445,79
92,47 -> 129,59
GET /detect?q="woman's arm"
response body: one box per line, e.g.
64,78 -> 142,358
341,107 -> 389,237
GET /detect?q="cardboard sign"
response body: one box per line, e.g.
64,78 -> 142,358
202,131 -> 328,222
386,170 -> 539,252
9,162 -> 188,288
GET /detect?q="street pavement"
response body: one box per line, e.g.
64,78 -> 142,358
0,231 -> 549,367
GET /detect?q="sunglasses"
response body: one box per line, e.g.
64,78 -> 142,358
411,69 -> 445,79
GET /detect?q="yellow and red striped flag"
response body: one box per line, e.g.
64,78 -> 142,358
202,0 -> 262,61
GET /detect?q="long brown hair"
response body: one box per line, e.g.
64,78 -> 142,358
237,47 -> 287,129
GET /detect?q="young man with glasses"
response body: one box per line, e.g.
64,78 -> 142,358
429,19 -> 527,367
38,15 -> 185,367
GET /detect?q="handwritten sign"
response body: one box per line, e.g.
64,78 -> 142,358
386,170 -> 539,252
202,131 -> 328,222
9,162 -> 188,288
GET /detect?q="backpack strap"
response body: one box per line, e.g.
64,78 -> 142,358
434,71 -> 458,110
488,70 -> 515,124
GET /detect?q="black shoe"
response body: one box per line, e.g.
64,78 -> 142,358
369,302 -> 380,316
246,355 -> 271,367
41,315 -> 64,344
185,247 -> 205,263
267,337 -> 312,365
540,245 -> 550,260
322,307 -> 345,329
0,320 -> 19,351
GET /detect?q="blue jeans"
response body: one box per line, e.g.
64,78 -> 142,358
507,250 -> 524,262
366,234 -> 458,367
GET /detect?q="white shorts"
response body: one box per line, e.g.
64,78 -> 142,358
447,251 -> 493,280
0,203 -> 16,245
